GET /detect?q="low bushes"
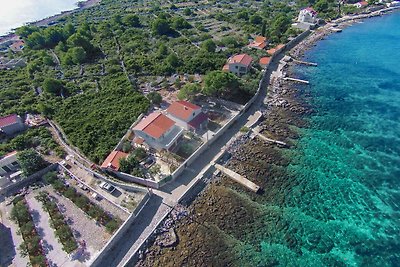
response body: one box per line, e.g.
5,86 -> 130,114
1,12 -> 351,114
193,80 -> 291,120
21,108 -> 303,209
44,172 -> 122,233
36,191 -> 78,254
11,198 -> 48,267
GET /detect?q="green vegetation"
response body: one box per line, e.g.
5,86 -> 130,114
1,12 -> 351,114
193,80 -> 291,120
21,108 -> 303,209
1,0 -> 334,164
147,91 -> 162,105
17,149 -> 48,176
45,171 -> 122,233
11,197 -> 47,266
203,71 -> 240,97
119,148 -> 147,176
0,127 -> 62,157
36,191 -> 78,253
178,83 -> 201,101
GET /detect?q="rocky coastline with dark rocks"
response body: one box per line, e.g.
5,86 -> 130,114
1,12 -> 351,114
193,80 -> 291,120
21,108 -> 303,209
134,42 -> 318,267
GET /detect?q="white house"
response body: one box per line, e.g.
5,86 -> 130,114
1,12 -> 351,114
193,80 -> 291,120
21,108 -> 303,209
166,101 -> 208,132
133,112 -> 183,151
354,1 -> 368,8
298,7 -> 318,24
0,114 -> 25,136
222,54 -> 253,76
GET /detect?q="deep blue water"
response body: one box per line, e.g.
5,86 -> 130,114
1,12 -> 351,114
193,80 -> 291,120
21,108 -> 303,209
275,11 -> 400,266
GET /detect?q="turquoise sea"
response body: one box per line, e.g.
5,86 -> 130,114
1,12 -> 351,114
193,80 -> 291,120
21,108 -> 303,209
267,12 -> 400,266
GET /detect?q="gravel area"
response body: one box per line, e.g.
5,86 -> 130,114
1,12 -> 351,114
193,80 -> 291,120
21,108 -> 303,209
46,187 -> 110,260
66,176 -> 129,221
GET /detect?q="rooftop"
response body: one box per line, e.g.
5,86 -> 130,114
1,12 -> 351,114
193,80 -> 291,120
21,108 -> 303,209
259,57 -> 271,66
101,151 -> 129,170
227,54 -> 253,67
0,114 -> 20,128
133,112 -> 175,139
167,101 -> 201,121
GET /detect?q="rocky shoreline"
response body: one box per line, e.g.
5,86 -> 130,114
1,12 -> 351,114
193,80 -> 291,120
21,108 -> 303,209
134,37 -> 318,267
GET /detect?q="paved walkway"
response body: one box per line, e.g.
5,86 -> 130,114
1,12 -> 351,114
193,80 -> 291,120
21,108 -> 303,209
26,193 -> 71,267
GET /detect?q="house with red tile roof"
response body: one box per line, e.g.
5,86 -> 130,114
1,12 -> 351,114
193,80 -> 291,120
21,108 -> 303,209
222,54 -> 253,76
10,40 -> 25,52
354,1 -> 368,8
166,101 -> 208,132
100,151 -> 128,171
298,7 -> 318,23
248,36 -> 268,50
133,112 -> 183,151
266,44 -> 285,56
259,57 -> 271,68
0,114 -> 25,136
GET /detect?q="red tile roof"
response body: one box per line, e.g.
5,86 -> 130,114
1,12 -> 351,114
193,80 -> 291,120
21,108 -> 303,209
10,40 -> 25,51
188,112 -> 208,129
167,101 -> 201,121
222,64 -> 229,71
259,57 -> 271,66
267,44 -> 285,55
248,36 -> 267,50
0,114 -> 19,128
133,112 -> 175,139
101,150 -> 128,170
358,1 -> 368,6
228,54 -> 253,67
304,7 -> 318,15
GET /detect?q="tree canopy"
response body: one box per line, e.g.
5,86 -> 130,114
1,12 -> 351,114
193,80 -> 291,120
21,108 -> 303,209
203,71 -> 240,97
17,149 -> 47,176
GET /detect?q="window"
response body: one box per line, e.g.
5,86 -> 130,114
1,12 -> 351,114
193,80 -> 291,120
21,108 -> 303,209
2,165 -> 11,172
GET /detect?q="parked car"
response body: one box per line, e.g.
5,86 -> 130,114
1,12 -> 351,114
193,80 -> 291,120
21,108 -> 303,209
99,181 -> 116,193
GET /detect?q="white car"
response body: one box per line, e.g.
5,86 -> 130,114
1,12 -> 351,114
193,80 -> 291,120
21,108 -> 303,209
99,181 -> 116,193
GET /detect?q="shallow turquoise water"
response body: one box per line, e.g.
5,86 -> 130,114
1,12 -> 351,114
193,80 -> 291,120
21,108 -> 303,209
271,12 -> 400,266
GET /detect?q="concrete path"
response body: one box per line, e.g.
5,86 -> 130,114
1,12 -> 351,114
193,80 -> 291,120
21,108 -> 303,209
25,193 -> 71,267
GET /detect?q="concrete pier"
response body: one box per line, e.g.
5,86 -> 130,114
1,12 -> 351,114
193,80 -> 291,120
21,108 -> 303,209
215,164 -> 261,193
292,59 -> 318,66
252,127 -> 288,147
283,77 -> 309,84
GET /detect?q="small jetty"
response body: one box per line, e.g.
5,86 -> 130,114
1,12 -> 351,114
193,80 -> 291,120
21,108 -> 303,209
283,77 -> 309,84
330,27 -> 342,32
292,59 -> 318,67
215,164 -> 262,193
252,128 -> 288,147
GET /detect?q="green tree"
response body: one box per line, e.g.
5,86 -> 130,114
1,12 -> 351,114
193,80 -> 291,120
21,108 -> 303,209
315,0 -> 329,12
172,17 -> 191,30
183,8 -> 192,16
178,83 -> 201,100
152,18 -> 173,36
42,78 -> 65,96
119,155 -> 140,175
203,71 -> 240,96
237,10 -> 249,20
123,14 -> 141,27
166,54 -> 180,68
201,39 -> 216,52
147,92 -> 162,105
17,149 -> 47,176
69,47 -> 87,64
26,32 -> 45,49
250,15 -> 263,25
